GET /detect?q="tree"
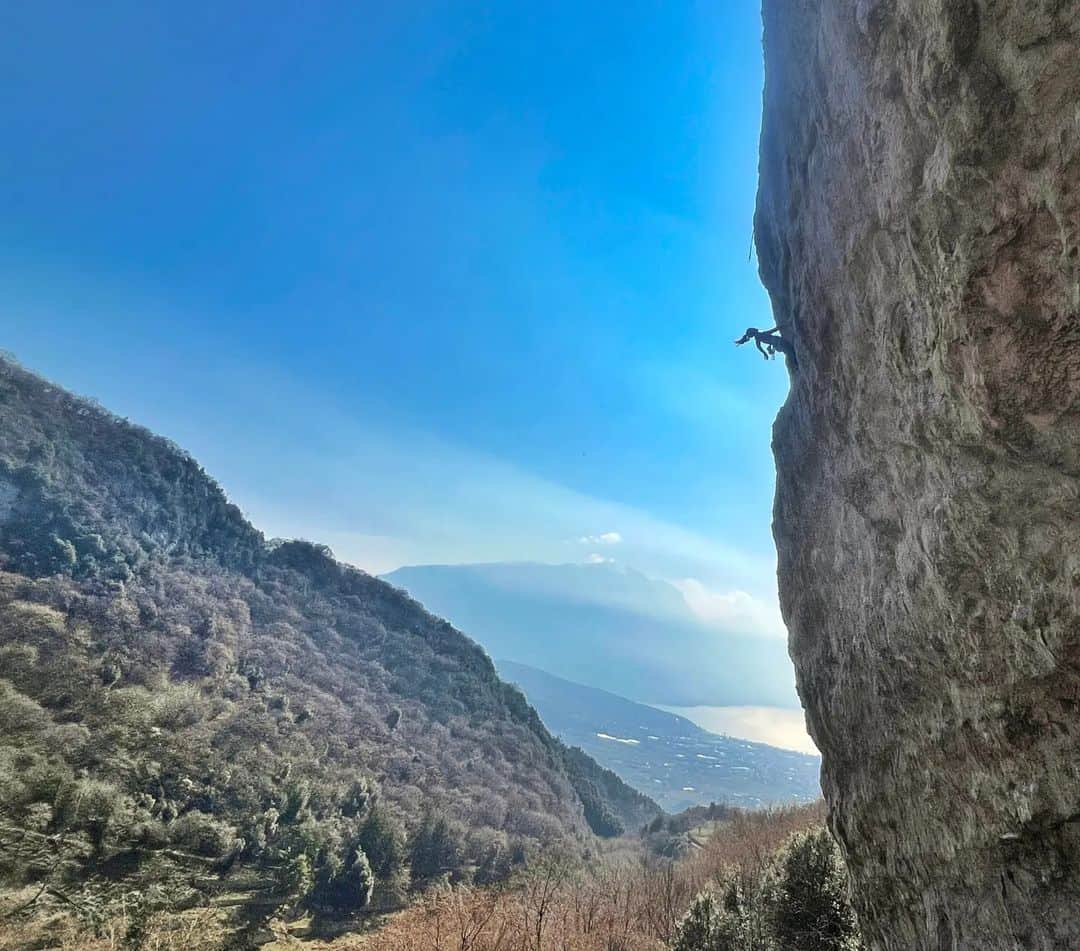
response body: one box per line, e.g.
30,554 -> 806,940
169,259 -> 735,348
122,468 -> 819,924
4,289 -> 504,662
341,778 -> 372,819
310,846 -> 374,914
358,803 -> 408,903
408,811 -> 465,886
53,777 -> 127,853
671,891 -> 742,951
581,788 -> 624,838
768,828 -> 861,951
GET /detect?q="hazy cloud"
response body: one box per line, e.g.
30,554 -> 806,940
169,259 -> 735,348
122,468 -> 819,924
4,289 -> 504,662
585,552 -> 614,565
673,578 -> 787,640
578,531 -> 622,545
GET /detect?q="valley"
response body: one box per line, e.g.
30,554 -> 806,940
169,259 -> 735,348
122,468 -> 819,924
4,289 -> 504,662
498,661 -> 819,812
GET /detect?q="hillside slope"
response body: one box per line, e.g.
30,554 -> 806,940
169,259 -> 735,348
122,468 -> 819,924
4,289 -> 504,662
499,660 -> 821,811
0,356 -> 657,937
756,2 -> 1080,948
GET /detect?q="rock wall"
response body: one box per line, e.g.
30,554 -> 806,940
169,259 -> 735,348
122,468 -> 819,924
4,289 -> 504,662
754,2 -> 1080,948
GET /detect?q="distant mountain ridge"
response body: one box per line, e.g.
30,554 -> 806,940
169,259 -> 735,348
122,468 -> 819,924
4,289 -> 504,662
498,661 -> 820,812
382,561 -> 798,707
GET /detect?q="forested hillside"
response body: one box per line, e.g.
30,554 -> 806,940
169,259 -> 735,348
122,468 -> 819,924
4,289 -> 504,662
0,356 -> 658,943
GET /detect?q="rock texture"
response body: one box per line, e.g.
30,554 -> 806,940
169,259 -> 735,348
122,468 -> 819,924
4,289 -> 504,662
754,2 -> 1080,949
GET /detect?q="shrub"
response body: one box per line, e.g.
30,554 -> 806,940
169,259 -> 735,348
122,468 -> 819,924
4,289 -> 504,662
0,643 -> 38,682
0,679 -> 51,739
149,684 -> 208,730
53,777 -> 127,851
168,811 -> 240,857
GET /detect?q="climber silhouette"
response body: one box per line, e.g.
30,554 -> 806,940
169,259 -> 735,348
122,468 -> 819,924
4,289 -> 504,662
735,326 -> 798,371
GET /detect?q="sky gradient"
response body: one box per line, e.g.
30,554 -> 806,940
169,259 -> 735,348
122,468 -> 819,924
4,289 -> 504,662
2,2 -> 794,709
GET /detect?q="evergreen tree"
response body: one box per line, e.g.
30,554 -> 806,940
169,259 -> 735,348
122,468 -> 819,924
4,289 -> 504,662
310,846 -> 374,913
768,828 -> 861,951
671,890 -> 742,951
358,803 -> 408,904
408,811 -> 465,886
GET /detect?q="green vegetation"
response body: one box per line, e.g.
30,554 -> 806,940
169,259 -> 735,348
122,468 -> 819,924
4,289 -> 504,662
334,801 -> 846,950
0,355 -> 659,942
671,827 -> 862,951
560,743 -> 659,837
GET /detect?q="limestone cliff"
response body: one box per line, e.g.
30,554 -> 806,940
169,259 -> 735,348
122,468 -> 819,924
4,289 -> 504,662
754,2 -> 1080,949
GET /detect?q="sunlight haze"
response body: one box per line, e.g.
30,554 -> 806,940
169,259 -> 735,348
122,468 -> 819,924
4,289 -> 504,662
4,0 -> 795,711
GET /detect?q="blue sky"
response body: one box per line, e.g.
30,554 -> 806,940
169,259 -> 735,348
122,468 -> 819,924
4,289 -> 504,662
2,2 -> 790,651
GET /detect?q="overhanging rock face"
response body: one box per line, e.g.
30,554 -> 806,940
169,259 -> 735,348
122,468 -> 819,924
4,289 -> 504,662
754,2 -> 1080,948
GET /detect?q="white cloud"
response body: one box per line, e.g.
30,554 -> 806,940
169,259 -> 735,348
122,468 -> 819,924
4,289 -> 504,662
585,552 -> 613,565
578,531 -> 622,545
673,578 -> 787,640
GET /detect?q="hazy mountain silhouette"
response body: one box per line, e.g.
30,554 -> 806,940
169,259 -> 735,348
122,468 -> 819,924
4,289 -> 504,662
382,561 -> 797,708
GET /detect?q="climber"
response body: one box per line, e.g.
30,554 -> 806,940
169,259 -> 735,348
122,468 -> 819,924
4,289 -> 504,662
734,326 -> 798,371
